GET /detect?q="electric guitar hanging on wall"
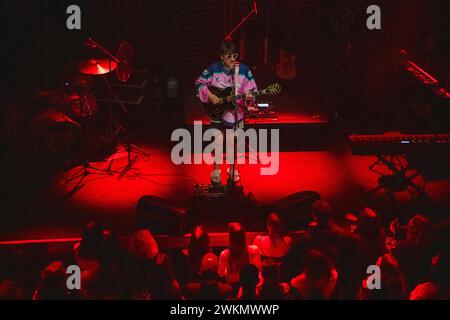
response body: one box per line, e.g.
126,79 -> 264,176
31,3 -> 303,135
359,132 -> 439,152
202,83 -> 281,121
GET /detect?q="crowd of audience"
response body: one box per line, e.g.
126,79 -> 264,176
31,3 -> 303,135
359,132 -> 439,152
1,200 -> 449,300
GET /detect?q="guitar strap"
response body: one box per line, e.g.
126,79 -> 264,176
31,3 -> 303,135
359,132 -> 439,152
234,62 -> 240,98
232,62 -> 241,127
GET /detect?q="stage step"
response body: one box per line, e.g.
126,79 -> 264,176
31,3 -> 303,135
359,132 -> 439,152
184,114 -> 332,151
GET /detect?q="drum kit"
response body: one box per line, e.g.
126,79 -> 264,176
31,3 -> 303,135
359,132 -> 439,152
32,39 -> 148,185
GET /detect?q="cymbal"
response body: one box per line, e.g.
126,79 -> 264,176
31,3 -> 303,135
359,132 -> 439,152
116,42 -> 133,82
67,93 -> 81,101
79,59 -> 117,75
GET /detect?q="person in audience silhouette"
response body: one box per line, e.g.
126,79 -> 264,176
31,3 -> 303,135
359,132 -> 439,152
358,253 -> 407,300
410,250 -> 450,300
253,213 -> 291,265
237,264 -> 260,300
178,225 -> 211,284
219,222 -> 261,293
184,253 -> 233,300
290,249 -> 338,299
33,261 -> 71,300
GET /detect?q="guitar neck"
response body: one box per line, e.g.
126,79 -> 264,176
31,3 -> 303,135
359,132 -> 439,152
235,89 -> 266,99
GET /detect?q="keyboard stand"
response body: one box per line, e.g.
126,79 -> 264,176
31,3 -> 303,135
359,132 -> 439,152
365,153 -> 427,203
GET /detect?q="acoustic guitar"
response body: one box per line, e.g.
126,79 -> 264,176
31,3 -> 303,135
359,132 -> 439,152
275,49 -> 297,80
274,2 -> 297,80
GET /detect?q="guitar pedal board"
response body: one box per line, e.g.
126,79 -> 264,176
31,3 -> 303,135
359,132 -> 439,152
193,182 -> 246,199
247,100 -> 278,120
193,183 -> 227,198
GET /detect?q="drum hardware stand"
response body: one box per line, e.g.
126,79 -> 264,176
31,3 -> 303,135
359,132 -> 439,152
63,160 -> 114,195
82,37 -> 149,175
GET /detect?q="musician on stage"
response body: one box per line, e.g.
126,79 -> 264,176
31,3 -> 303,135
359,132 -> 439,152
195,40 -> 257,185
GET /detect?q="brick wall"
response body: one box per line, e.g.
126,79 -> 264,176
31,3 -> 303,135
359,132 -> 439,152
112,0 -> 447,90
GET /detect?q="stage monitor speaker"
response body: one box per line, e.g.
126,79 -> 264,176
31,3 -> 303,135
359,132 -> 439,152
136,195 -> 187,235
266,191 -> 321,230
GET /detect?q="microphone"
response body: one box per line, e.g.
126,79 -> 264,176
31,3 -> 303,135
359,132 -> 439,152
253,1 -> 258,15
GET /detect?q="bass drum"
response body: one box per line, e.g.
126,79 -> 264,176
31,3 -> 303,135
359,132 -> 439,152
30,108 -> 83,161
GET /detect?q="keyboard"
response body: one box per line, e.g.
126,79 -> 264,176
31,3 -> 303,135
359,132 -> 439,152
399,51 -> 450,100
348,133 -> 450,155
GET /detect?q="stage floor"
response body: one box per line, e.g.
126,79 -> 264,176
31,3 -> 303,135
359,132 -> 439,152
1,134 -> 449,242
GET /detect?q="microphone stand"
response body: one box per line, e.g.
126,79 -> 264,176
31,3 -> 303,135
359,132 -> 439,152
224,2 -> 258,41
223,0 -> 258,197
227,62 -> 242,198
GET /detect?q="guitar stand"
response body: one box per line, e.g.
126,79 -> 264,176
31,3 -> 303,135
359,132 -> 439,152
364,153 -> 426,203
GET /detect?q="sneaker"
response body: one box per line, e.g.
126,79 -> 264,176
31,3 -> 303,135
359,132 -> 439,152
226,167 -> 240,183
211,169 -> 221,185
